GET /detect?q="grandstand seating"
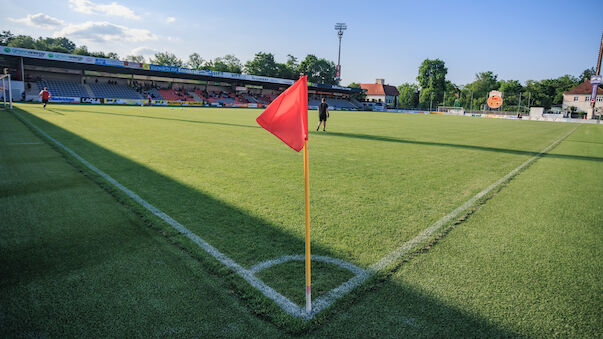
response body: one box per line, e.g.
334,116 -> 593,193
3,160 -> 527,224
148,88 -> 164,100
33,78 -> 358,109
37,80 -> 88,98
242,94 -> 259,103
309,98 -> 359,109
88,83 -> 142,99
193,90 -> 207,101
158,89 -> 194,101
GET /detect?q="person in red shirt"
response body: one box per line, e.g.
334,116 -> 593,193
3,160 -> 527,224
39,87 -> 51,109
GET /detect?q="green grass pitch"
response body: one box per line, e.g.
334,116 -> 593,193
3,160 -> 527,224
1,103 -> 601,336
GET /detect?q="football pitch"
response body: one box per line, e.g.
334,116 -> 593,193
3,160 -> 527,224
1,103 -> 601,337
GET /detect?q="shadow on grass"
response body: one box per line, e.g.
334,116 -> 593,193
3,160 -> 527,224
59,106 -> 601,163
324,131 -> 602,163
45,108 -> 64,116
4,107 -> 521,336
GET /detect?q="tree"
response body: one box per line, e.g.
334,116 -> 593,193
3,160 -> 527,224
298,54 -> 337,85
207,59 -> 229,72
348,82 -> 367,102
274,54 -> 299,80
442,81 -> 460,107
150,52 -> 183,67
6,35 -> 37,49
498,79 -> 523,111
285,54 -> 298,69
416,58 -> 447,109
37,37 -> 76,53
525,79 -> 554,109
580,67 -> 595,82
0,30 -> 14,45
462,71 -> 499,110
73,45 -> 90,56
550,74 -> 579,105
126,55 -> 145,63
244,52 -> 279,77
105,52 -> 119,60
186,53 -> 205,69
217,54 -> 242,73
397,83 -> 419,108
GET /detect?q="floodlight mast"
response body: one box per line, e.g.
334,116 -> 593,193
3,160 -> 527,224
334,23 -> 347,84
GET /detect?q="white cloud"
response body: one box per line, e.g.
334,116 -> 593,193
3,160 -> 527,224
8,13 -> 65,29
55,21 -> 157,42
130,46 -> 158,57
68,0 -> 140,20
166,17 -> 176,23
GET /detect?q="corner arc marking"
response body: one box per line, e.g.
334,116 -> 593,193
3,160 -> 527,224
249,255 -> 366,275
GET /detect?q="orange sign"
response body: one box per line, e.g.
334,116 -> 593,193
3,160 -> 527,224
487,90 -> 503,109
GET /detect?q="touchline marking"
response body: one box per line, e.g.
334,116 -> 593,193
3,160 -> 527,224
12,108 -> 577,320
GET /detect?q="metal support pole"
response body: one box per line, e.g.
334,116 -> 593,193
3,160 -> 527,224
337,35 -> 342,76
8,74 -> 12,108
591,32 -> 602,120
2,77 -> 6,108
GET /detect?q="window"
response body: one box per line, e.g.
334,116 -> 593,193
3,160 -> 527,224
597,96 -> 603,102
574,96 -> 578,101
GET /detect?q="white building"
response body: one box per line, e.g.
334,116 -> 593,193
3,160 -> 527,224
562,80 -> 603,117
360,79 -> 400,108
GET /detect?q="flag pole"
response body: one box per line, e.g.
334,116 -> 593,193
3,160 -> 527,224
303,138 -> 311,313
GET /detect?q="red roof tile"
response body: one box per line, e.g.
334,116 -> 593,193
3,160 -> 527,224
564,80 -> 603,95
360,83 -> 399,96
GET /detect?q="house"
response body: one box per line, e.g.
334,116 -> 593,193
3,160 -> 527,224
562,80 -> 603,118
360,79 -> 399,108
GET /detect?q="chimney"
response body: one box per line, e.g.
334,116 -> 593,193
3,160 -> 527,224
376,78 -> 385,85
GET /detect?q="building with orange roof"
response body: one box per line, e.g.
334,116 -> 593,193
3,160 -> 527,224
360,79 -> 399,108
562,80 -> 603,115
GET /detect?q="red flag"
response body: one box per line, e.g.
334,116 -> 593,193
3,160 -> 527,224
256,76 -> 308,152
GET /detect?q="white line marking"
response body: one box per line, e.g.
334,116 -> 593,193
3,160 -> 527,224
250,255 -> 366,275
308,126 -> 578,316
12,108 -> 577,320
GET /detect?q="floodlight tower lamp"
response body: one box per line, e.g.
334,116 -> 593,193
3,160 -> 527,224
334,23 -> 347,84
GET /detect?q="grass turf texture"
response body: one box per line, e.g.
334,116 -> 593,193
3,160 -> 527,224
1,103 -> 601,336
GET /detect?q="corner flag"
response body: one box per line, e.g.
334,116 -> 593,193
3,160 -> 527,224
256,76 -> 308,152
256,75 -> 313,313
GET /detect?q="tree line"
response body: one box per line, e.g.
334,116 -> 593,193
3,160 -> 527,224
397,58 -> 596,111
0,31 -> 339,85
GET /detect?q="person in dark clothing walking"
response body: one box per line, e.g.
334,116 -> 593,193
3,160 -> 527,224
316,98 -> 329,131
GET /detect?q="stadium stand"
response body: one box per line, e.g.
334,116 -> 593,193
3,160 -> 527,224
88,82 -> 142,99
309,97 -> 358,109
147,88 -> 164,100
24,82 -> 39,101
158,89 -> 194,101
37,79 -> 88,98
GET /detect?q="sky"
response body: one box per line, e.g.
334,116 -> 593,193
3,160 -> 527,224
1,0 -> 602,86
